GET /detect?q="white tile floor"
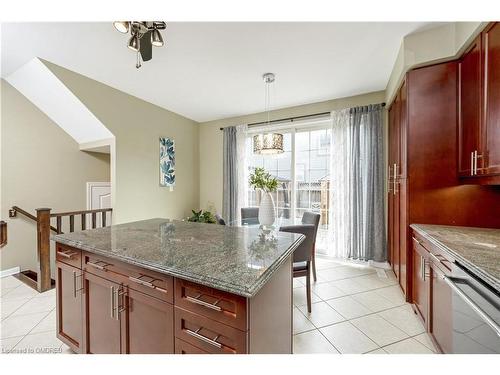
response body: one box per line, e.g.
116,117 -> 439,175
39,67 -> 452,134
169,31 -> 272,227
292,257 -> 438,354
0,276 -> 71,354
0,257 -> 438,354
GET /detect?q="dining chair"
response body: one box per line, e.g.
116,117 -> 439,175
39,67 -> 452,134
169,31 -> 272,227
279,224 -> 316,313
215,214 -> 226,226
241,207 -> 259,225
301,212 -> 321,282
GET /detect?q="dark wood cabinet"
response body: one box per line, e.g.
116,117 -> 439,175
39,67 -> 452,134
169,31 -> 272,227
458,22 -> 500,183
411,236 -> 429,326
82,271 -> 122,354
387,85 -> 407,294
483,22 -> 500,177
56,261 -> 82,353
56,244 -> 293,354
458,36 -> 482,177
121,287 -> 174,354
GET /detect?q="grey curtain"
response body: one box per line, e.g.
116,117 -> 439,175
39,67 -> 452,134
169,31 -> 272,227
348,104 -> 386,262
222,126 -> 238,223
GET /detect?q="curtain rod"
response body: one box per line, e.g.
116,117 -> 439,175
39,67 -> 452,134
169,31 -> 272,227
219,102 -> 385,130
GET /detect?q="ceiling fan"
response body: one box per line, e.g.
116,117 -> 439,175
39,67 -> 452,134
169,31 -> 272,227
113,21 -> 166,69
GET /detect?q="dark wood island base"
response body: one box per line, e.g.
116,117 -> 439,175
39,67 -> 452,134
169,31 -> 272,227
56,242 -> 293,354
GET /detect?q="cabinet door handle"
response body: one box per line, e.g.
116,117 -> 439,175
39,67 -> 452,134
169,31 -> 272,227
474,150 -> 478,175
393,163 -> 397,195
185,328 -> 222,349
186,295 -> 222,312
471,151 -> 475,176
72,272 -> 82,298
387,165 -> 392,193
110,286 -> 115,319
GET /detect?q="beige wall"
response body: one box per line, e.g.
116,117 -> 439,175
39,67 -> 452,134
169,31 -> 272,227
1,79 -> 111,272
199,91 -> 386,213
385,22 -> 486,105
43,61 -> 200,224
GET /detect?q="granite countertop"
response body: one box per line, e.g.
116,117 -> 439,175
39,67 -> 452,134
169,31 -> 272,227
52,218 -> 304,298
411,224 -> 500,291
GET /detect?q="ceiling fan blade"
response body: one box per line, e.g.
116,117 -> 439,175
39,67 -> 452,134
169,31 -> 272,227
140,31 -> 152,61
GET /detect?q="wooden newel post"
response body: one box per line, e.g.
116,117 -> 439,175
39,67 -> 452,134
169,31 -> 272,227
36,208 -> 51,292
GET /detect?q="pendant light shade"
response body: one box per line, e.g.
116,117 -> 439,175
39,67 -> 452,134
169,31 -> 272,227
151,29 -> 164,47
253,73 -> 283,155
253,133 -> 284,155
128,33 -> 140,51
113,21 -> 130,33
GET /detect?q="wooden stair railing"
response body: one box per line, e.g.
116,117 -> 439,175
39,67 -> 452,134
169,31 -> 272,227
9,206 -> 112,292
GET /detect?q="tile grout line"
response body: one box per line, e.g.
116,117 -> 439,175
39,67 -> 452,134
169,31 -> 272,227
10,308 -> 56,352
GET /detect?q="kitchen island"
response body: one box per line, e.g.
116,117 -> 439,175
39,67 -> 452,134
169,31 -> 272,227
52,218 -> 304,354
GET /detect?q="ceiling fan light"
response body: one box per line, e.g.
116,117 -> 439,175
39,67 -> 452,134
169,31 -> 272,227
151,29 -> 164,47
113,21 -> 130,33
128,33 -> 140,52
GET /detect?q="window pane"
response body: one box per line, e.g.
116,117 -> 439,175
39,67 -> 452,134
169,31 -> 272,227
246,133 -> 292,217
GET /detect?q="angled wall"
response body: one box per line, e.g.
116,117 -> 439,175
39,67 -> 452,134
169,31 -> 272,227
1,79 -> 110,272
43,61 -> 200,224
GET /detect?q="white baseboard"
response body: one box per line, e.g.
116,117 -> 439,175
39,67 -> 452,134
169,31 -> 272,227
368,260 -> 392,270
0,266 -> 20,278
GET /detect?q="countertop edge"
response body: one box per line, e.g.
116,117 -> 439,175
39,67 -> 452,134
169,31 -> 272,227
410,224 -> 500,293
53,234 -> 304,298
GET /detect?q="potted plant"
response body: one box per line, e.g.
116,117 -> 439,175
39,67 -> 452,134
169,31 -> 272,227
249,167 -> 278,226
187,209 -> 217,224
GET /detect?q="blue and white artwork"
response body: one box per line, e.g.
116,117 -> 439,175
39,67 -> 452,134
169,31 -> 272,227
160,137 -> 175,187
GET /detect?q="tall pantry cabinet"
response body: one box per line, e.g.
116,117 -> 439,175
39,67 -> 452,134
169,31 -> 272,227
388,61 -> 459,300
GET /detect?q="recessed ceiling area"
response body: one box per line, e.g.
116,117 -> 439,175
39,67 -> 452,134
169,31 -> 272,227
1,22 -> 443,122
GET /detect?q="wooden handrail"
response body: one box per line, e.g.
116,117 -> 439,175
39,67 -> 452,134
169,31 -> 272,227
50,207 -> 112,217
10,205 -> 112,293
10,206 -> 59,233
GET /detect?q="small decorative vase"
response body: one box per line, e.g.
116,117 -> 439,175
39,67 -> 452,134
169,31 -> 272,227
258,191 -> 276,226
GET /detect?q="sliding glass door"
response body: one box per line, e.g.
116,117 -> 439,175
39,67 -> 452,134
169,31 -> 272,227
246,133 -> 293,219
245,125 -> 332,255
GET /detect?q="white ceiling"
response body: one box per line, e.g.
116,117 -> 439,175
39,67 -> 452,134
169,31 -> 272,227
1,22 -> 440,122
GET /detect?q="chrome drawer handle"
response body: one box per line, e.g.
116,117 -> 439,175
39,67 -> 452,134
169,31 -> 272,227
186,295 -> 222,311
429,252 -> 442,264
87,260 -> 109,271
57,250 -> 77,259
185,328 -> 222,348
412,237 -> 422,245
129,275 -> 155,288
129,275 -> 168,294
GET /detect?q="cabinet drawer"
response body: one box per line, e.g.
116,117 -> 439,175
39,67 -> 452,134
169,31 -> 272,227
412,231 -> 452,271
175,278 -> 247,331
56,244 -> 82,269
83,252 -> 173,303
175,307 -> 247,354
175,338 -> 208,354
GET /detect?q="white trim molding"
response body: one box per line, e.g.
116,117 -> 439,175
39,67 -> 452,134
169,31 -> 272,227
0,266 -> 20,278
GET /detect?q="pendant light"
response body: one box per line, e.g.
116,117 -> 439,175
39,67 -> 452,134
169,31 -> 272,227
253,73 -> 284,155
